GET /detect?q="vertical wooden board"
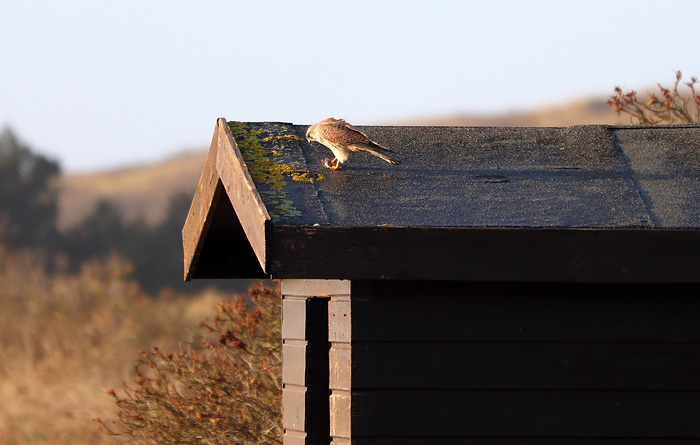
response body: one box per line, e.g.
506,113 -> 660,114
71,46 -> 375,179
329,294 -> 352,442
329,299 -> 351,343
282,342 -> 308,386
329,343 -> 351,391
215,118 -> 270,273
281,293 -> 331,444
282,386 -> 307,431
182,125 -> 220,280
283,430 -> 307,445
282,298 -> 307,340
330,392 -> 351,439
282,294 -> 331,444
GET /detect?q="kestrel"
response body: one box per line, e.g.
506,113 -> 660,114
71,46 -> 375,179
306,117 -> 400,170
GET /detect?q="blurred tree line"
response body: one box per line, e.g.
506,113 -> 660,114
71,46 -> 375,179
0,126 -> 246,294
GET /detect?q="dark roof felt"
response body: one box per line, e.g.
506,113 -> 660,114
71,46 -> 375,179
238,122 -> 700,229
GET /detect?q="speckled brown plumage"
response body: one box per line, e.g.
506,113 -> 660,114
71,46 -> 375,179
306,117 -> 400,170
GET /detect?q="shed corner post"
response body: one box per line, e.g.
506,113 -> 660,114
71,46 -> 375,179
328,287 -> 351,443
280,279 -> 350,445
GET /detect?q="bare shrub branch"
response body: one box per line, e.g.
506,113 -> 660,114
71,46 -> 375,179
608,70 -> 700,124
96,283 -> 282,444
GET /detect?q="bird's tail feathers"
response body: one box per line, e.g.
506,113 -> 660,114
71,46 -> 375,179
349,142 -> 400,165
367,140 -> 394,153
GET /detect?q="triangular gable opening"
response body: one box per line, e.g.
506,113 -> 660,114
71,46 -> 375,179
187,179 -> 267,280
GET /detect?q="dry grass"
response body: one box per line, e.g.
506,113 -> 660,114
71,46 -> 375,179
0,244 -> 260,444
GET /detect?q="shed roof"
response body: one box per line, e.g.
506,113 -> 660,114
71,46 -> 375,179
182,119 -> 700,283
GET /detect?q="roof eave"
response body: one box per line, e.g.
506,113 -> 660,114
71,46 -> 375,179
267,225 -> 700,283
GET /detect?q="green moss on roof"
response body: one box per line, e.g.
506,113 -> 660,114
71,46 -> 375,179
261,134 -> 304,142
228,121 -> 323,222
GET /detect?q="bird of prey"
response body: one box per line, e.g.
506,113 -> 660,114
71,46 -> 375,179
305,117 -> 400,170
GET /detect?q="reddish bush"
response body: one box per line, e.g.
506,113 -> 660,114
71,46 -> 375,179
96,283 -> 282,444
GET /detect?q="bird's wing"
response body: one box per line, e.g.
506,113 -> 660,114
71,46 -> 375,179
317,118 -> 369,145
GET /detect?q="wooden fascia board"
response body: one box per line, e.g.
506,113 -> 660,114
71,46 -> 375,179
183,118 -> 271,280
182,123 -> 223,281
214,118 -> 271,274
268,226 -> 700,283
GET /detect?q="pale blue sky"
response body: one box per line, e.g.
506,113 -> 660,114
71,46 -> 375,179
2,1 -> 699,172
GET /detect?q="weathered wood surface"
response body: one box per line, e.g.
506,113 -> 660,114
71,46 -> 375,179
282,279 -> 351,297
185,122 -> 700,281
283,280 -> 350,444
214,118 -> 270,273
182,125 -> 221,280
339,440 -> 692,444
348,281 -> 700,342
282,296 -> 330,445
350,390 -> 700,438
342,280 -> 700,441
183,118 -> 270,279
269,226 -> 700,282
347,342 -> 700,390
329,295 -> 352,441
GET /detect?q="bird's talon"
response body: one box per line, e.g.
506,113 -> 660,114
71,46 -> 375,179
323,158 -> 343,170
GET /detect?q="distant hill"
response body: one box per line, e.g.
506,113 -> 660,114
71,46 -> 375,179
57,96 -> 621,230
394,96 -> 620,127
58,151 -> 207,230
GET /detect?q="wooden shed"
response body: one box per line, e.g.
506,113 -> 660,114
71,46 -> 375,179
183,118 -> 700,444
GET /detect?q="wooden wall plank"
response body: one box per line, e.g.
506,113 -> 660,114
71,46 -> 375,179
349,439 -> 695,444
343,280 -> 700,441
348,282 -> 700,342
282,279 -> 350,297
348,342 -> 700,390
350,390 -> 700,438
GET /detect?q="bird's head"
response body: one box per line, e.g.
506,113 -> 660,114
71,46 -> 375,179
305,124 -> 318,143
